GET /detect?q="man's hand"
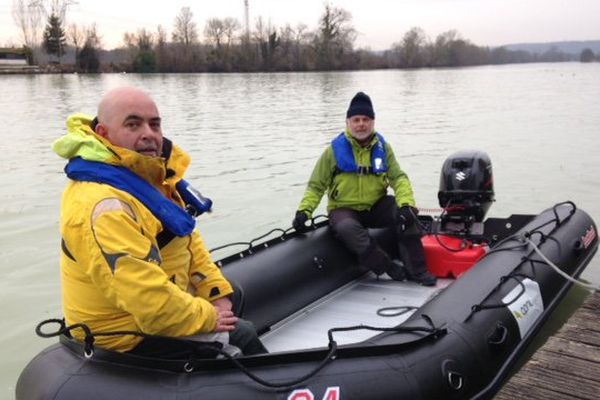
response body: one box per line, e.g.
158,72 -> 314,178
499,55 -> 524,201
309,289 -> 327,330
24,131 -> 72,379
397,206 -> 417,232
213,307 -> 238,333
292,211 -> 309,232
212,296 -> 233,312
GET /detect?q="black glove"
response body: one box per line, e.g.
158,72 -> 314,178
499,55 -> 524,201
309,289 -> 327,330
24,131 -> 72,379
396,206 -> 417,232
292,211 -> 309,233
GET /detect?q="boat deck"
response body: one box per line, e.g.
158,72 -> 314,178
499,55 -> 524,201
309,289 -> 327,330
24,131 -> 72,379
260,273 -> 453,353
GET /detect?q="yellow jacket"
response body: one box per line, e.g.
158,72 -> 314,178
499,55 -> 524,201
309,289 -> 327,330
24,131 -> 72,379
54,114 -> 233,352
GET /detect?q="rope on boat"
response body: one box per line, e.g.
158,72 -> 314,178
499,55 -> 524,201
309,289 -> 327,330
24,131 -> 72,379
466,201 -> 598,320
208,214 -> 330,255
376,306 -> 418,317
524,236 -> 599,291
34,315 -> 445,390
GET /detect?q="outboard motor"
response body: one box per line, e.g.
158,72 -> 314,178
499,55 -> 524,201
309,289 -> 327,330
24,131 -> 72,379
438,150 -> 494,230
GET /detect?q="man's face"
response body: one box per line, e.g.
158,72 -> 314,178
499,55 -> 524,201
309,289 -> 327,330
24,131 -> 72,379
346,115 -> 375,143
96,93 -> 163,157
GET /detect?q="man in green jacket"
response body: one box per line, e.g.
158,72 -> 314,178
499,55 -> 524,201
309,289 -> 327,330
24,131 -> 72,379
292,92 -> 436,286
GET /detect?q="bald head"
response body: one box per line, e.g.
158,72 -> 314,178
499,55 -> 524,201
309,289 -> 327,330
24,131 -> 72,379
97,87 -> 156,125
95,87 -> 163,157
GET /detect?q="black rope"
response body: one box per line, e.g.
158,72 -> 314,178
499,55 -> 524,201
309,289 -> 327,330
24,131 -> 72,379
552,201 -> 576,225
35,319 -> 221,358
434,234 -> 468,252
218,342 -> 338,389
209,215 -> 331,255
35,315 -> 444,390
209,241 -> 253,253
376,306 -> 418,317
464,202 -> 577,321
466,273 -> 531,320
250,228 -> 287,245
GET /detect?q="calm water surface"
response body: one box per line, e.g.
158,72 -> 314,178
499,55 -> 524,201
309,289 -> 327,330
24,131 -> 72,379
1,63 -> 599,398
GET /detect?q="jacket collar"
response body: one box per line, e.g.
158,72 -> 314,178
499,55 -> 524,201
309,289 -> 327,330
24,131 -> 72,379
344,129 -> 377,149
54,114 -> 191,198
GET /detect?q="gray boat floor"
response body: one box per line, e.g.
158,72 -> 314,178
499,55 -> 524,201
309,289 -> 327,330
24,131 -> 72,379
260,273 -> 453,353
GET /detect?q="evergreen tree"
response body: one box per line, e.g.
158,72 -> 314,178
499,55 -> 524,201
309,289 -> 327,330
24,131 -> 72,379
77,25 -> 101,73
77,42 -> 100,72
580,48 -> 595,62
43,13 -> 66,64
133,51 -> 157,73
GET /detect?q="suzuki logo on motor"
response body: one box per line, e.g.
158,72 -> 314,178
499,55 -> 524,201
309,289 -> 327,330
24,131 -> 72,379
455,172 -> 467,181
288,387 -> 340,400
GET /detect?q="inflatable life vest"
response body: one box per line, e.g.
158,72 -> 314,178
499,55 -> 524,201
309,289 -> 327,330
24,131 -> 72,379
331,132 -> 387,175
65,158 -> 212,237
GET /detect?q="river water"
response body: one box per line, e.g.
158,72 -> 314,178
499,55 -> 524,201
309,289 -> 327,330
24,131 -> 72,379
1,63 -> 599,398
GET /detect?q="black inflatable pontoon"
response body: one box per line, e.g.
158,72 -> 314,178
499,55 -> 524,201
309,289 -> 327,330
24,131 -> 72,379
16,152 -> 598,400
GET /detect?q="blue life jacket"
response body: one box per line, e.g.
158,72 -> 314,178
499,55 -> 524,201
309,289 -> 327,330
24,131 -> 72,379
65,157 -> 196,237
331,132 -> 387,175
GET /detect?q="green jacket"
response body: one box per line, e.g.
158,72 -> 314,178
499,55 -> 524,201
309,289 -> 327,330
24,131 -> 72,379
298,130 -> 416,217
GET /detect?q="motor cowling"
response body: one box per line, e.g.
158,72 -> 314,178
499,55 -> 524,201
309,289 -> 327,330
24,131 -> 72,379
438,150 -> 494,223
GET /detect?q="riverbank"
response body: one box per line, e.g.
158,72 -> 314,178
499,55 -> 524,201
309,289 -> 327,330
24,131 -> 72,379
0,65 -> 43,74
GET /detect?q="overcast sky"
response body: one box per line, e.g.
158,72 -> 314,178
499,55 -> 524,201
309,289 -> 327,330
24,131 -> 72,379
1,0 -> 599,50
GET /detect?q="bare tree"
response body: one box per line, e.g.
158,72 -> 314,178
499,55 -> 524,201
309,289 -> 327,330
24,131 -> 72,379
68,22 -> 84,59
172,7 -> 198,47
204,18 -> 225,48
398,27 -> 428,68
315,3 -> 356,69
222,17 -> 241,48
31,0 -> 77,22
11,0 -> 43,51
155,25 -> 170,72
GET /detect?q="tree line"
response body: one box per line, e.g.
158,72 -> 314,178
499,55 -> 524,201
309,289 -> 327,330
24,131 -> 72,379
10,0 -> 600,73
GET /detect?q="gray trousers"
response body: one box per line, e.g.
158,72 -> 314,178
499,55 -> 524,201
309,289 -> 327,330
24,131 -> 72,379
329,195 -> 427,275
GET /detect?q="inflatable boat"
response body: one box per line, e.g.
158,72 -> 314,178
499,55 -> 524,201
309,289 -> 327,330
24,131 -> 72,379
16,151 -> 598,400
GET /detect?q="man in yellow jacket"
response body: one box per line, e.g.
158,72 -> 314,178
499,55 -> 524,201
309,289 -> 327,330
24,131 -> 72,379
54,86 -> 266,358
292,92 -> 436,286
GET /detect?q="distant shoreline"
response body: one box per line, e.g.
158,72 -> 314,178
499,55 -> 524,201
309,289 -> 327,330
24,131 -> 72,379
1,59 -> 596,76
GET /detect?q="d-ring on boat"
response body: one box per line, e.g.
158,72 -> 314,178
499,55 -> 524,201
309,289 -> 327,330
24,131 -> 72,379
16,151 -> 598,400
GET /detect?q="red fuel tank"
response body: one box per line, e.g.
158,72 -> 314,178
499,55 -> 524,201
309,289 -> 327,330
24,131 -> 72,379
421,235 -> 488,278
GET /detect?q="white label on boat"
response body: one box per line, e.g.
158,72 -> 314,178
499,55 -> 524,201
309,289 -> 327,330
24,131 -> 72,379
502,278 -> 544,339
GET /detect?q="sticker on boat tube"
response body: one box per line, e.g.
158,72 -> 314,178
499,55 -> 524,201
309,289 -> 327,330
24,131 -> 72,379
502,278 -> 544,339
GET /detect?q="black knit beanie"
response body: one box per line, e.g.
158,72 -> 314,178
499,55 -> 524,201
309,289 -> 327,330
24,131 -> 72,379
346,91 -> 375,119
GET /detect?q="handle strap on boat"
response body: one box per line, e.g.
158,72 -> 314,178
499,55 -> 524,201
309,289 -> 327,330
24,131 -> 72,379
34,316 -> 446,390
327,313 -> 446,344
209,215 -> 329,262
35,319 -> 222,360
465,201 -> 586,321
36,318 -> 96,357
467,274 -> 530,320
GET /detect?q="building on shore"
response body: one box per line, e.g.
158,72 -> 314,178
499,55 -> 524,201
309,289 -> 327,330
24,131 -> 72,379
0,47 -> 42,74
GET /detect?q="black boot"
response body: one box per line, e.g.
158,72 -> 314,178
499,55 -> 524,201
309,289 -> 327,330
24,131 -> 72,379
406,268 -> 437,286
397,241 -> 437,286
385,259 -> 406,281
359,241 -> 393,276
